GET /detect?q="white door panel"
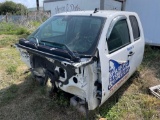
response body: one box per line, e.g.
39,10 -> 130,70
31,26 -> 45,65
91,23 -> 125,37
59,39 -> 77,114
100,16 -> 135,105
128,15 -> 145,69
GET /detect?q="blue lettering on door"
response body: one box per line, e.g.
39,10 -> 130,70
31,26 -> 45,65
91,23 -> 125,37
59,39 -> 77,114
108,60 -> 130,90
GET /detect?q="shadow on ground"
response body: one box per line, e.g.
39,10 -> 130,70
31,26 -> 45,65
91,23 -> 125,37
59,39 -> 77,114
0,73 -> 84,120
0,70 -> 139,120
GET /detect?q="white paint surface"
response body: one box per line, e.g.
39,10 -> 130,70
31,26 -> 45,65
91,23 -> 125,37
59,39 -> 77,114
44,0 -> 122,16
125,0 -> 160,45
44,0 -> 100,16
104,0 -> 122,10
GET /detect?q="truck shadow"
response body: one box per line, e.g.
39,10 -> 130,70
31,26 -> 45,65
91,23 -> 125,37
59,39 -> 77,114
0,71 -> 138,120
0,67 -> 157,120
0,73 -> 85,120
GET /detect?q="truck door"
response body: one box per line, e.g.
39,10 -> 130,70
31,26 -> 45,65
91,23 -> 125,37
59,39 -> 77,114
100,15 -> 136,105
129,15 -> 144,70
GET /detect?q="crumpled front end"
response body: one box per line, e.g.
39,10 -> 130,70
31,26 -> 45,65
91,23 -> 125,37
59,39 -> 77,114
16,39 -> 102,110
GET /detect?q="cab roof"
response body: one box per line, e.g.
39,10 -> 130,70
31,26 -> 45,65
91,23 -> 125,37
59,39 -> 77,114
54,10 -> 136,18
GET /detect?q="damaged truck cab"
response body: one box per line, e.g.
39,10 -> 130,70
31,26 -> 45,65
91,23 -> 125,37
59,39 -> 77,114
15,10 -> 144,110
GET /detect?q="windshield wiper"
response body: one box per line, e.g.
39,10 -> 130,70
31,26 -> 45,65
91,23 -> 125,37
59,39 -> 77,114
40,40 -> 80,61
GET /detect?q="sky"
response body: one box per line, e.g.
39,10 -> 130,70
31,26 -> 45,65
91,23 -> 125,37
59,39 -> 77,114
0,0 -> 43,8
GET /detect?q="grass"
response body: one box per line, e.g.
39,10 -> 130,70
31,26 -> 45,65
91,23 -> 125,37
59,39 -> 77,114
0,84 -> 19,107
0,32 -> 159,120
0,22 -> 30,35
6,65 -> 17,74
96,46 -> 160,120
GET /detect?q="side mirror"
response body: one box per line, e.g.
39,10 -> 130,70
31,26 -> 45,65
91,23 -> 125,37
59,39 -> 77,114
106,15 -> 127,40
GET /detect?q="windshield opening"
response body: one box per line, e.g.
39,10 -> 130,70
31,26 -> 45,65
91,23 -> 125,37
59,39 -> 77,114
28,15 -> 105,55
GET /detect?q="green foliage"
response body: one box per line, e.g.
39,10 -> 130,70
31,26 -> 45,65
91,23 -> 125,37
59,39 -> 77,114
30,21 -> 41,28
0,22 -> 16,34
16,27 -> 30,35
99,93 -> 160,120
0,1 -> 28,15
0,22 -> 30,35
6,64 -> 17,74
55,92 -> 69,107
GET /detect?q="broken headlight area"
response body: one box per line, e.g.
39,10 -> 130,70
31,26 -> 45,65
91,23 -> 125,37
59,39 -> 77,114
15,15 -> 105,111
15,38 -> 102,111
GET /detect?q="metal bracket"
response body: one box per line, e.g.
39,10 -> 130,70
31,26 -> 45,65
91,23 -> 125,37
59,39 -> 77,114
149,85 -> 160,99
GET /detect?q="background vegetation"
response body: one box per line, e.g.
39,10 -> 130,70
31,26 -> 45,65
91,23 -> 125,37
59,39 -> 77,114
0,1 -> 27,15
0,22 -> 30,36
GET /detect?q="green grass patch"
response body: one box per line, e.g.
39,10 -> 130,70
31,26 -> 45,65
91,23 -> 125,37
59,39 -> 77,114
16,27 -> 30,35
6,65 -> 17,74
0,47 -> 22,69
99,93 -> 160,120
0,22 -> 30,35
30,21 -> 41,28
0,84 -> 19,107
0,35 -> 18,47
141,46 -> 160,68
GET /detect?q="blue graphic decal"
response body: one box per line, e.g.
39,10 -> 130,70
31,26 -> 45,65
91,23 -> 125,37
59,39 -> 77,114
108,60 -> 130,90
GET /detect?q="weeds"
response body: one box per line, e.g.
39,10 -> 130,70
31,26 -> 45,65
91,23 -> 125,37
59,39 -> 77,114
0,22 -> 31,35
16,27 -> 30,35
0,35 -> 18,47
0,21 -> 38,48
30,21 -> 41,28
6,65 -> 17,74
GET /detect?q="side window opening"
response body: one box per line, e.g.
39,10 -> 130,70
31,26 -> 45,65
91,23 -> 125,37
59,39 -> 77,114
129,16 -> 140,40
107,19 -> 130,53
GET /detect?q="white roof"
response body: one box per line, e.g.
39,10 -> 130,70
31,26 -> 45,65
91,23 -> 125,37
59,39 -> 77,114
54,10 -> 136,18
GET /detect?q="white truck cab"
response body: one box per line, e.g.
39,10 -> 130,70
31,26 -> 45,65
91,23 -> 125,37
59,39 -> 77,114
15,10 -> 144,110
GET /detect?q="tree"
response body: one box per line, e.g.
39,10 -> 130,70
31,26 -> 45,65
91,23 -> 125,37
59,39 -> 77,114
0,1 -> 28,15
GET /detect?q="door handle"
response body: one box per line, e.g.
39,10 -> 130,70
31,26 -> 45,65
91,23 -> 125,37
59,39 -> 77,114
128,51 -> 135,57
